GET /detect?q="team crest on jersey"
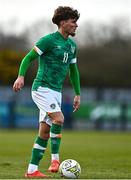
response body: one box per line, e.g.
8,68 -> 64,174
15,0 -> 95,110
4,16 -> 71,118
50,103 -> 56,109
71,46 -> 75,53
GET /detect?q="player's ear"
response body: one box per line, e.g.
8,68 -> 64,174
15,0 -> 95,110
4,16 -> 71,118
59,20 -> 65,27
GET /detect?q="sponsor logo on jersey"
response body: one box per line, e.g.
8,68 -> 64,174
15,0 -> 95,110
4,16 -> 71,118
71,46 -> 75,53
56,45 -> 61,49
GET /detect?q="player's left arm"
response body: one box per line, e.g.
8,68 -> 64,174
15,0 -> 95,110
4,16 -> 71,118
69,63 -> 81,112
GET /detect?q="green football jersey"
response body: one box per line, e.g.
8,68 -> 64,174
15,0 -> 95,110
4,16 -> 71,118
32,31 -> 77,92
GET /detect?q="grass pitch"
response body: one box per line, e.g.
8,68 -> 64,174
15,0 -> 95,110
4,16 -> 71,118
0,129 -> 131,179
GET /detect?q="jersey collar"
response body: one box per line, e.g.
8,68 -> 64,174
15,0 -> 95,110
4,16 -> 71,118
55,31 -> 68,41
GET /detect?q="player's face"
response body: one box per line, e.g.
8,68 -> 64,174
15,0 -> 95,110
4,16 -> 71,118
63,19 -> 78,36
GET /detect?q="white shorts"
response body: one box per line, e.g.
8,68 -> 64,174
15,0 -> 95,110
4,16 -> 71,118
32,86 -> 62,126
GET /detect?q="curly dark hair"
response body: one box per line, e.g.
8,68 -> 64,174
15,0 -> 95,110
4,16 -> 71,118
52,6 -> 80,26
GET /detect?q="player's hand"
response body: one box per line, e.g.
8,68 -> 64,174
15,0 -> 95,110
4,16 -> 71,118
73,95 -> 80,112
13,76 -> 24,92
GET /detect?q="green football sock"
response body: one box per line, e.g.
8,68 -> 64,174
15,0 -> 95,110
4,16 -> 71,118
30,136 -> 48,165
50,123 -> 62,154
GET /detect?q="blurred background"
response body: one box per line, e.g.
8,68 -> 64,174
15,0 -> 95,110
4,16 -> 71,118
0,0 -> 131,131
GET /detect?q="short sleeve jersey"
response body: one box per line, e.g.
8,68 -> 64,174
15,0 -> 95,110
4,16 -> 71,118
32,31 -> 77,92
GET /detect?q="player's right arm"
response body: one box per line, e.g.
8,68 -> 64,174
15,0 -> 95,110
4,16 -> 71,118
13,35 -> 50,92
13,49 -> 39,92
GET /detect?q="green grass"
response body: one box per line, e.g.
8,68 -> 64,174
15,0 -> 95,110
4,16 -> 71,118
0,129 -> 131,179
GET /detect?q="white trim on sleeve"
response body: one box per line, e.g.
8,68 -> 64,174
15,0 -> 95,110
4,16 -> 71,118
70,58 -> 77,64
34,46 -> 43,55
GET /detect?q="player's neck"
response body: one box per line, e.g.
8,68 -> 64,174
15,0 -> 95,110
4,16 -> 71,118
58,29 -> 69,39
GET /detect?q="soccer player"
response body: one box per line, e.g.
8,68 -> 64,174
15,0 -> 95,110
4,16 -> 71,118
13,6 -> 80,178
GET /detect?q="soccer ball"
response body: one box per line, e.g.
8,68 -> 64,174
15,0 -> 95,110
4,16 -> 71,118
59,159 -> 81,179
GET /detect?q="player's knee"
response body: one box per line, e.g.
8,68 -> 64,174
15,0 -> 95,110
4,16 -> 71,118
39,132 -> 49,140
49,112 -> 64,125
53,117 -> 64,125
52,114 -> 64,125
